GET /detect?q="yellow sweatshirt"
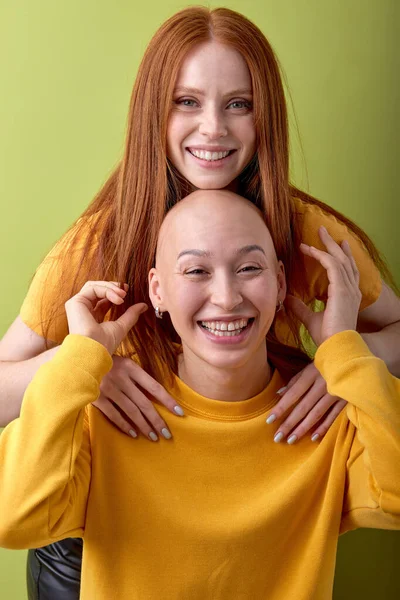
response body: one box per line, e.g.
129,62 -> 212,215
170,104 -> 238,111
0,331 -> 399,599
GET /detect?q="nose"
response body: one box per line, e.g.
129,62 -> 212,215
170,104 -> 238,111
210,274 -> 243,312
198,106 -> 228,139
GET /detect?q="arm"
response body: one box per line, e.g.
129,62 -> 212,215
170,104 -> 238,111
0,335 -> 111,549
0,317 -> 180,437
291,231 -> 400,526
315,331 -> 400,530
358,281 -> 400,376
0,282 -> 143,550
0,317 -> 58,426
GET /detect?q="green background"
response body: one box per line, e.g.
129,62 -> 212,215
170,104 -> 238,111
0,0 -> 398,598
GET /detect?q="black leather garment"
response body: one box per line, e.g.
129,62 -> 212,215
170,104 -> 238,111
26,538 -> 83,600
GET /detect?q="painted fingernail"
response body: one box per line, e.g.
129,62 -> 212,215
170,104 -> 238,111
129,429 -> 137,439
276,387 -> 287,395
311,433 -> 320,442
266,414 -> 276,425
274,432 -> 284,443
173,405 -> 185,416
287,434 -> 297,445
161,427 -> 172,440
149,431 -> 158,442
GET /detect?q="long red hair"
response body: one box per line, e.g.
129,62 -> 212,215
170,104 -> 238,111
41,7 -> 392,384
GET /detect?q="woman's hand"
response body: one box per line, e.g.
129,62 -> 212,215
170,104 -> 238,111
266,227 -> 362,444
65,281 -> 147,355
290,226 -> 362,345
65,281 -> 184,441
266,363 -> 346,443
93,356 -> 184,441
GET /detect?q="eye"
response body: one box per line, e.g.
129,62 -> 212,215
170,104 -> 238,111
227,100 -> 253,110
175,97 -> 199,108
238,265 -> 262,274
185,268 -> 208,276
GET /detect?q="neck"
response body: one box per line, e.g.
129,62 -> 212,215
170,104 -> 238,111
178,347 -> 272,402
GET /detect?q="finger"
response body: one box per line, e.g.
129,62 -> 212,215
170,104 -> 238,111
318,227 -> 351,266
113,303 -> 148,343
282,393 -> 339,443
126,360 -> 185,417
92,395 -> 138,438
310,399 -> 347,442
79,281 -> 128,306
270,379 -> 327,442
341,240 -> 360,285
266,363 -> 319,424
110,386 -> 172,441
300,244 -> 353,293
317,229 -> 358,286
108,389 -> 163,441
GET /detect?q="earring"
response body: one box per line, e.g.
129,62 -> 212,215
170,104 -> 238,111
155,306 -> 163,319
276,300 -> 284,313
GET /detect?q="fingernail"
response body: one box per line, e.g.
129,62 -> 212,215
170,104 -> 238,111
311,433 -> 320,442
129,429 -> 137,439
274,432 -> 284,443
173,405 -> 185,416
149,431 -> 158,442
287,434 -> 297,445
161,427 -> 172,440
266,414 -> 276,425
276,387 -> 287,395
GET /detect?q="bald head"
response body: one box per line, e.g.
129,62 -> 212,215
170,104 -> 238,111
156,189 -> 277,266
148,188 -> 287,376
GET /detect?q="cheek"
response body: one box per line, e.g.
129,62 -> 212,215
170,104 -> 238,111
237,117 -> 256,151
167,115 -> 189,156
165,281 -> 203,321
253,280 -> 278,315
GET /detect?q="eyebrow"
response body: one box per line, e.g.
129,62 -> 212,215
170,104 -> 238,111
177,245 -> 266,260
177,249 -> 212,260
174,86 -> 253,97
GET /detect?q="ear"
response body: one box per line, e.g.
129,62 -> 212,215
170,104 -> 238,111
148,268 -> 166,312
276,261 -> 287,304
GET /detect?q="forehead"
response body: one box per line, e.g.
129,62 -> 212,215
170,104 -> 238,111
175,41 -> 251,89
158,197 -> 276,263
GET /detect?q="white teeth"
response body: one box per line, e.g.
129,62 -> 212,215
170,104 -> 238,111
200,318 -> 250,337
190,149 -> 230,161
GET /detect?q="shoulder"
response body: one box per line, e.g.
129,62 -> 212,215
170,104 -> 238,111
292,196 -> 354,245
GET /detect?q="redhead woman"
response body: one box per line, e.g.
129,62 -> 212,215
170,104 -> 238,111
0,190 -> 399,600
0,6 -> 399,599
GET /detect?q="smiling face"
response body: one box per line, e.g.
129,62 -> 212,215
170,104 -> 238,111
167,41 -> 257,190
149,191 -> 286,378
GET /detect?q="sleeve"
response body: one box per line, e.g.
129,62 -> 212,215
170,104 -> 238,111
20,218 -> 98,344
293,197 -> 382,311
314,331 -> 400,533
0,335 -> 112,549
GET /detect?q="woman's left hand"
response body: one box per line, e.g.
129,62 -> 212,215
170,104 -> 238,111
266,226 -> 362,444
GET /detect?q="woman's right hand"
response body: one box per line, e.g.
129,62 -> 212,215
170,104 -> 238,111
65,280 -> 184,442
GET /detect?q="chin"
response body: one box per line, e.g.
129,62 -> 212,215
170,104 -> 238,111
190,176 -> 236,190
